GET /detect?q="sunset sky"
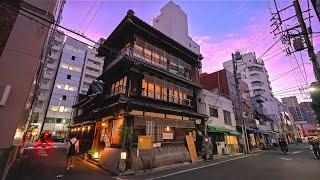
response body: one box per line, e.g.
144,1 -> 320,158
60,0 -> 320,102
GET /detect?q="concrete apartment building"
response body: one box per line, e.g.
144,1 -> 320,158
197,89 -> 239,156
31,34 -> 104,137
31,30 -> 65,133
223,52 -> 274,116
153,1 -> 200,55
79,39 -> 104,95
0,0 -> 64,178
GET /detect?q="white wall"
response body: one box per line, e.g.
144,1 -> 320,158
197,89 -> 236,130
153,1 -> 200,55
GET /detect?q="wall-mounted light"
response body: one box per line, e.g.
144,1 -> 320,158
121,151 -> 127,160
102,123 -> 106,127
166,126 -> 170,132
82,127 -> 85,131
77,128 -> 80,131
88,126 -> 91,130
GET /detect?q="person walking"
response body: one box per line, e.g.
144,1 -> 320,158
66,136 -> 79,170
279,138 -> 288,155
310,138 -> 320,159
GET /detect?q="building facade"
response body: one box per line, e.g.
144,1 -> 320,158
30,30 -> 65,135
0,0 -> 64,178
223,52 -> 274,115
197,89 -> 239,156
79,39 -> 105,96
44,37 -> 88,136
199,70 -> 269,150
72,10 -> 206,173
30,34 -> 104,137
153,1 -> 200,55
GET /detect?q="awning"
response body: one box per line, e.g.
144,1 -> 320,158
255,129 -> 270,135
208,126 -> 239,135
229,131 -> 241,136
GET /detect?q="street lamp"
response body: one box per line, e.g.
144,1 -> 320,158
309,87 -> 317,92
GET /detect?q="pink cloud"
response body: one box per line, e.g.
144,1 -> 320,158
193,14 -> 317,102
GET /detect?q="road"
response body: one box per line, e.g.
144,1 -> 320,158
7,143 -> 114,180
129,144 -> 320,180
6,143 -> 320,180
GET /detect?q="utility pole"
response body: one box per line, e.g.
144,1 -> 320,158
293,0 -> 320,83
232,52 -> 249,154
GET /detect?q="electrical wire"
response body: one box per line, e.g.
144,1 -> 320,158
83,1 -> 104,33
77,0 -> 97,32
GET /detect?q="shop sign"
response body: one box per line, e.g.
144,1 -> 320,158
196,119 -> 201,124
138,135 -> 153,150
163,132 -> 173,139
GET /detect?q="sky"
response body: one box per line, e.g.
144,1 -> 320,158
60,0 -> 320,102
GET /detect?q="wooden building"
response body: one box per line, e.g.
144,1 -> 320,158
71,10 -> 206,173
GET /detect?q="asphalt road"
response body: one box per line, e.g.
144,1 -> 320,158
129,144 -> 320,180
7,143 -> 320,180
9,143 -> 113,180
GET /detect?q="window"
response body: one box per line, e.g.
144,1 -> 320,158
223,110 -> 232,125
209,107 -> 218,117
49,106 -> 59,112
62,95 -> 66,100
67,75 -> 71,79
110,76 -> 127,95
71,56 -> 75,60
141,75 -> 192,106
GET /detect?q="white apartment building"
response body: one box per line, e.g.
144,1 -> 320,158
79,39 -> 104,95
197,89 -> 239,155
153,1 -> 200,55
31,34 -> 104,137
223,52 -> 273,115
31,30 -> 65,132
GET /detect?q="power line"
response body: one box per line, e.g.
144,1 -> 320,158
77,0 -> 97,32
83,1 -> 104,33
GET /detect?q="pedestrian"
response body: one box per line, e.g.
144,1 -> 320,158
66,136 -> 79,170
279,138 -> 288,155
310,138 -> 320,160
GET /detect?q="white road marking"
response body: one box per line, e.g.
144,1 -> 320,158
280,157 -> 292,161
149,153 -> 260,179
291,151 -> 302,154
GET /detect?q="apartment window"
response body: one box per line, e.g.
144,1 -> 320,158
223,110 -> 232,125
62,95 -> 67,100
56,119 -> 62,123
71,56 -> 75,60
49,106 -> 59,112
67,75 -> 71,79
209,107 -> 218,117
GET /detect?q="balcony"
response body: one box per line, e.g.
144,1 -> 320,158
86,62 -> 101,70
85,70 -> 100,77
46,62 -> 56,69
49,52 -> 60,59
83,77 -> 93,84
40,83 -> 51,90
43,72 -> 54,79
107,42 -> 193,82
37,94 -> 47,101
52,44 -> 61,51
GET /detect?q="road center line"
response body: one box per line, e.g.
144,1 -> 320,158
149,153 -> 260,179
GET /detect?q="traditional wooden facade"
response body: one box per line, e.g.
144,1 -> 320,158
71,10 -> 206,173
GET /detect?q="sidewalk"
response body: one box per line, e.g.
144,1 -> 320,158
118,152 -> 262,180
